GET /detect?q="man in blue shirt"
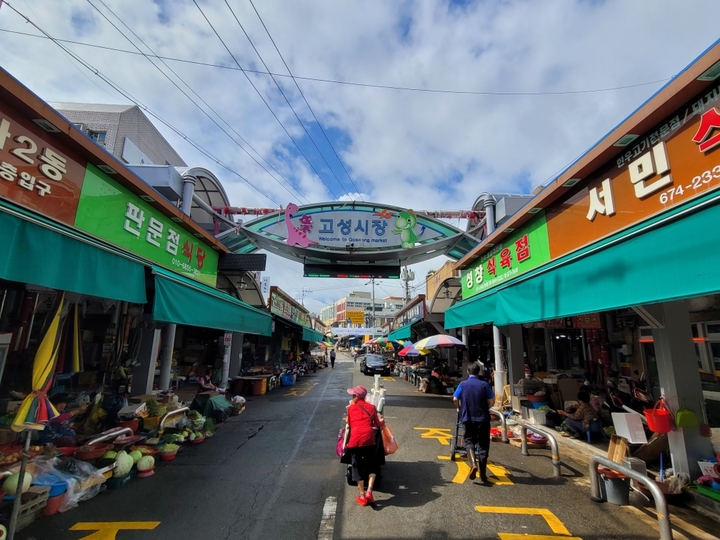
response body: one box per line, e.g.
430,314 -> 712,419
453,362 -> 495,482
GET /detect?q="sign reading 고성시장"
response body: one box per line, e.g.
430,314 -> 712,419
74,165 -> 218,285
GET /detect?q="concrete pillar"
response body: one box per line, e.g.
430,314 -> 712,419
131,317 -> 162,396
158,324 -> 176,391
460,326 -> 469,373
643,301 -> 714,477
229,332 -> 244,378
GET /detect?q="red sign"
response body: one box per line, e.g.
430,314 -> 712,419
0,103 -> 86,224
572,313 -> 602,329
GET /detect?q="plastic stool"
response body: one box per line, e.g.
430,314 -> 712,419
584,418 -> 608,443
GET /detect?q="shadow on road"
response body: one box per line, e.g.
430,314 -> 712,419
385,395 -> 455,410
372,460 -> 447,510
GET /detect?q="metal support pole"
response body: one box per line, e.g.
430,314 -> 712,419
519,423 -> 561,477
589,455 -> 673,540
8,431 -> 31,540
86,427 -> 133,445
489,408 -> 509,443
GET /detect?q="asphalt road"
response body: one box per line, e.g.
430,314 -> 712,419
21,351 -> 661,540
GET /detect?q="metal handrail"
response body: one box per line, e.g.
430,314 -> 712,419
590,455 -> 672,540
489,408 -> 509,443
86,427 -> 133,445
158,406 -> 189,434
520,423 -> 561,477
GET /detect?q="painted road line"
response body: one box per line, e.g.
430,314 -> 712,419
317,496 -> 337,540
381,376 -> 395,382
69,522 -> 160,540
438,456 -> 514,485
285,381 -> 319,397
413,427 -> 453,445
498,535 -> 582,540
475,507 -> 571,535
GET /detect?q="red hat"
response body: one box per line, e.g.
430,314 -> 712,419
347,385 -> 367,399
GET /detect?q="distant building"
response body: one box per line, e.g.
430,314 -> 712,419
50,102 -> 186,167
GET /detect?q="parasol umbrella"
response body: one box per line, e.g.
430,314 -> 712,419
9,293 -> 66,540
316,341 -> 328,349
398,343 -> 429,357
414,334 -> 466,350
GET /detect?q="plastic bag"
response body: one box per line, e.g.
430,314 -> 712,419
33,457 -> 106,512
336,428 -> 345,458
381,425 -> 398,455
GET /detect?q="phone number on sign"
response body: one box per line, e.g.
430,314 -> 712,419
659,165 -> 720,205
172,259 -> 199,275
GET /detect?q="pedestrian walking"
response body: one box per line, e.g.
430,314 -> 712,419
452,362 -> 495,482
344,385 -> 384,506
330,348 -> 336,368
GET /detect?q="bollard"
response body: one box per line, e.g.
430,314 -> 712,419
489,408 -> 509,443
519,423 -> 561,477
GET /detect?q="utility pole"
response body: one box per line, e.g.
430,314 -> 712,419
401,266 -> 415,303
371,278 -> 376,328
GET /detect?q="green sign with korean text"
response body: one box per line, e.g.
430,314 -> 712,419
461,212 -> 550,300
74,164 -> 218,286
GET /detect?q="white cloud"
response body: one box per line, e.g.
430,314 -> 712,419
1,0 -> 718,313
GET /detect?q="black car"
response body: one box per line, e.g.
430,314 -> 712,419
360,353 -> 389,376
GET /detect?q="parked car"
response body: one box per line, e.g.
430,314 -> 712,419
360,353 -> 389,376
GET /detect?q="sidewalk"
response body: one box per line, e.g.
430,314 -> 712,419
540,422 -> 720,539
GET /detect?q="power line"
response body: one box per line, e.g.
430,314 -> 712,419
192,0 -> 342,200
247,0 -> 364,200
2,2 -> 282,206
85,0 -> 308,205
0,27 -> 671,97
224,0 -> 354,201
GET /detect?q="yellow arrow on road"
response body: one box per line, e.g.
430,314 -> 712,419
70,522 -> 160,540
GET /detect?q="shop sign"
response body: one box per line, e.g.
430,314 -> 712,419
543,318 -> 570,329
73,165 -> 218,285
269,290 -> 310,327
347,311 -> 365,325
257,205 -> 450,249
395,301 -> 425,326
546,82 -> 720,260
0,104 -> 87,224
572,313 -> 602,329
461,214 -> 551,300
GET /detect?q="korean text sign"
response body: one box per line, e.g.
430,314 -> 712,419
0,104 -> 86,224
74,164 -> 218,285
461,214 -> 550,300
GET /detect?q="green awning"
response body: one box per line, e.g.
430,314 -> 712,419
446,191 -> 720,328
152,266 -> 271,335
0,203 -> 146,303
302,327 -> 324,343
388,323 -> 413,341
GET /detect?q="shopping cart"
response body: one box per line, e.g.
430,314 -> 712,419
449,409 -> 465,461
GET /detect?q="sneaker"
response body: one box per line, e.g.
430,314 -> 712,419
365,492 -> 375,505
468,465 -> 478,480
356,494 -> 367,506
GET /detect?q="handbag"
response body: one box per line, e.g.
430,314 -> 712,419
338,425 -> 352,464
381,424 -> 399,455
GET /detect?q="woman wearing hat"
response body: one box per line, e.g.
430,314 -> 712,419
345,385 -> 384,506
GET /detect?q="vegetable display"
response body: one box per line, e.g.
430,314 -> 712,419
2,471 -> 32,494
137,456 -> 155,472
113,450 -> 134,477
103,450 -> 117,460
129,450 -> 143,464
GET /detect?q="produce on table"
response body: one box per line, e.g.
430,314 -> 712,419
129,450 -> 143,464
0,449 -> 21,466
2,471 -> 32,494
113,450 -> 134,477
158,444 -> 179,452
137,456 -> 155,471
103,450 -> 117,459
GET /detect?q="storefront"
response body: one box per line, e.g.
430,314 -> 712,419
0,66 -> 272,402
446,39 -> 720,477
268,287 -> 322,364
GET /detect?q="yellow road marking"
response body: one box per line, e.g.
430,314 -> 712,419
475,507 -> 571,536
499,535 -> 582,540
487,462 -> 513,486
438,455 -> 470,483
414,427 -> 453,445
70,522 -> 160,540
381,376 -> 395,382
438,456 -> 514,485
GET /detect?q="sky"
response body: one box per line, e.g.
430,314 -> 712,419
1,0 -> 719,317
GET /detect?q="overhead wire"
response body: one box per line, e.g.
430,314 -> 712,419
2,2 -> 282,206
0,27 -> 670,98
223,0 -> 354,201
85,0 -> 308,205
192,0 -> 342,200
245,0 -> 364,200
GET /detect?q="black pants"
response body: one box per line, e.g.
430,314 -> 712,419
463,420 -> 490,463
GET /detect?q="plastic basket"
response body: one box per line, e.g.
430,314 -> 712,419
696,484 -> 720,502
644,398 -> 674,433
281,374 -> 296,386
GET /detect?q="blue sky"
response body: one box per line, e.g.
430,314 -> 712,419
1,0 -> 720,315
